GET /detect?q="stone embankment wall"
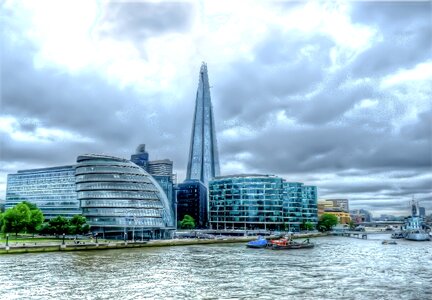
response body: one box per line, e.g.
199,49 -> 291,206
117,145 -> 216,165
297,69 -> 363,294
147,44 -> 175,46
0,232 -> 327,255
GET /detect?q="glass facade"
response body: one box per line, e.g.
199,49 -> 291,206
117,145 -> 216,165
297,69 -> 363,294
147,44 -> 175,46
209,175 -> 318,231
186,62 -> 220,186
176,180 -> 208,228
283,182 -> 303,231
76,154 -> 175,238
5,165 -> 80,219
209,175 -> 285,230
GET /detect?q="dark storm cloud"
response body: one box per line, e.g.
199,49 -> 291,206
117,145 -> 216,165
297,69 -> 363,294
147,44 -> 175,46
215,31 -> 334,125
99,1 -> 194,41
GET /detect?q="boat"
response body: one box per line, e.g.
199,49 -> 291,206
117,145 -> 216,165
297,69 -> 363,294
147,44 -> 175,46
246,236 -> 269,248
401,199 -> 431,241
391,232 -> 404,239
382,240 -> 397,245
270,238 -> 314,250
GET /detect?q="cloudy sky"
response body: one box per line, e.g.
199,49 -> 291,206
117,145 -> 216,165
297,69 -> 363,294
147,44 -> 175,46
1,0 -> 431,216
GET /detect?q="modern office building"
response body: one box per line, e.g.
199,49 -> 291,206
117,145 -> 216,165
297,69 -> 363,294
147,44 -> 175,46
75,154 -> 175,239
320,199 -> 349,212
130,144 -> 149,170
186,62 -> 220,186
5,165 -> 80,219
148,159 -> 176,183
283,182 -> 303,231
419,206 -> 426,218
302,186 -> 318,224
176,179 -> 208,228
209,175 -> 318,231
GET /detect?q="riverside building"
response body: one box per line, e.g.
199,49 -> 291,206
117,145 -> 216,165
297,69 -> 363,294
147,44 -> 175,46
75,154 -> 175,239
318,199 -> 351,224
5,165 -> 80,219
208,174 -> 318,232
175,179 -> 208,228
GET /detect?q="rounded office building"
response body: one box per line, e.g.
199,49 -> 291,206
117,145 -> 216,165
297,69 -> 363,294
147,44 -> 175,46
75,154 -> 175,239
208,174 -> 285,231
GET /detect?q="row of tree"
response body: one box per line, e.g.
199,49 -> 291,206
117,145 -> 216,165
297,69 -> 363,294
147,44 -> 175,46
0,201 -> 90,237
39,215 -> 90,237
178,214 -> 339,231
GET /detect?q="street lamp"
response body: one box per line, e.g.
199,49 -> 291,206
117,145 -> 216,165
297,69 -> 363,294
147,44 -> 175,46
95,233 -> 98,244
62,233 -> 65,245
6,233 -> 9,247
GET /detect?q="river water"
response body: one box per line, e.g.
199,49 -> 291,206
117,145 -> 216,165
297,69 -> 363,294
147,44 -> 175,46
1,234 -> 431,299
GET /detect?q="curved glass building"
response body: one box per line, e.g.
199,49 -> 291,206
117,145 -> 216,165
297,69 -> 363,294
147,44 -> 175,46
209,175 -> 285,230
75,154 -> 175,239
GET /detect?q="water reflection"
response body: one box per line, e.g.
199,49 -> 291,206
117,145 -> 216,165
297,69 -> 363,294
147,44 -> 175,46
1,235 -> 431,299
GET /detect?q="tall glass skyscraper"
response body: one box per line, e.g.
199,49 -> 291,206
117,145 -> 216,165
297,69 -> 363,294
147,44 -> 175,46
186,62 -> 220,186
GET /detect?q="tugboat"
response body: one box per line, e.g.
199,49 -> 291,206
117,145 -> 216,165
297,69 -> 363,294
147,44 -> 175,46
270,238 -> 314,250
246,236 -> 269,248
402,200 -> 430,241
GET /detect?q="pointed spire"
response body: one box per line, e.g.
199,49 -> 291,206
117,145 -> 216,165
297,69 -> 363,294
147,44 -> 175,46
186,62 -> 220,186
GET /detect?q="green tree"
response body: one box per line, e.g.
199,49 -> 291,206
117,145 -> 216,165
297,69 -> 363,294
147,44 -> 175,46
2,203 -> 31,236
304,221 -> 314,231
22,201 -> 44,236
348,220 -> 356,230
48,216 -> 69,237
317,213 -> 338,232
179,215 -> 196,229
68,215 -> 90,237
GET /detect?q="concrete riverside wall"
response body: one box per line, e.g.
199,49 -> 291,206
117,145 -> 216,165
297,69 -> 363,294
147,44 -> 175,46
0,233 -> 326,255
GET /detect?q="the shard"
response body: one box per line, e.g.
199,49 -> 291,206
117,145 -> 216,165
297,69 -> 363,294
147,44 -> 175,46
186,62 -> 220,186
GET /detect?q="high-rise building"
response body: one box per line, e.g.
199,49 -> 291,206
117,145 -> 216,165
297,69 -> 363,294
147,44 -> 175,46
148,159 -> 175,182
186,62 -> 220,186
5,166 -> 80,219
176,180 -> 208,228
130,144 -> 149,170
419,206 -> 426,218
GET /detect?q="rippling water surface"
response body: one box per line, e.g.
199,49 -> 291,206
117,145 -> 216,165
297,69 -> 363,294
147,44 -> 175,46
1,235 -> 431,299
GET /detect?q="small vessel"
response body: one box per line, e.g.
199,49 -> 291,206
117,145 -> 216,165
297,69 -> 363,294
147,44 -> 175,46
382,240 -> 397,245
391,232 -> 404,239
246,236 -> 269,248
270,238 -> 314,250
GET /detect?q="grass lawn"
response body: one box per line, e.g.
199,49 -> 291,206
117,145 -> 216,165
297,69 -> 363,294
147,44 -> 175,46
0,235 -> 107,244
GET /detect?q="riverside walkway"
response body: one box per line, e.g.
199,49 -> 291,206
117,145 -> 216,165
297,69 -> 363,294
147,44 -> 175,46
0,232 -> 326,255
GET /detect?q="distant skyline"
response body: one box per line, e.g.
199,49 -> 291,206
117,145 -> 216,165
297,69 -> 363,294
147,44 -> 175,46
1,1 -> 431,216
